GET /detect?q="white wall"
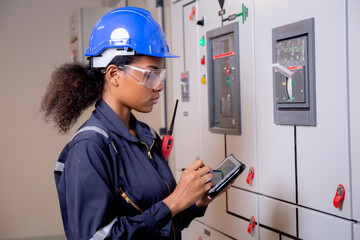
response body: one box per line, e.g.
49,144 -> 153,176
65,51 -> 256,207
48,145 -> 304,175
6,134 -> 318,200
0,0 -> 104,239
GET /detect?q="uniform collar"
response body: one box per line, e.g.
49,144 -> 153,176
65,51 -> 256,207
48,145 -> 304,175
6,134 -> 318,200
94,99 -> 155,145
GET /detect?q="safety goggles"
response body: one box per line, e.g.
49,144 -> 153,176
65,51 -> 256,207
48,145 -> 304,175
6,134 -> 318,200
118,65 -> 167,90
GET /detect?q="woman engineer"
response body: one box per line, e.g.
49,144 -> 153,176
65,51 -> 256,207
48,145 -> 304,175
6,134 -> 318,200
41,7 -> 228,240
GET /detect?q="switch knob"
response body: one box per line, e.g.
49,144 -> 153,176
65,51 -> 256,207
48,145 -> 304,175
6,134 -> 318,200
272,63 -> 293,101
247,216 -> 256,234
333,184 -> 345,208
246,167 -> 254,184
189,6 -> 196,21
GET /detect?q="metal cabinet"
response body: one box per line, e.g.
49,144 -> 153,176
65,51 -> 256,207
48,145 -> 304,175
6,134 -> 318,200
223,0 -> 257,192
171,0 -> 359,239
254,0 -> 352,219
294,0 -> 352,219
171,0 -> 202,171
254,0 -> 296,204
197,0 -> 226,168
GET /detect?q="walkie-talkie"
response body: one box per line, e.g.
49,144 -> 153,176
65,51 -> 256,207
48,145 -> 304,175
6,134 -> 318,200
161,99 -> 179,161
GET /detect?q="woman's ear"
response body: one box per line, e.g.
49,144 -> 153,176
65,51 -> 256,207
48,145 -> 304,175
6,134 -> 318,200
105,65 -> 120,86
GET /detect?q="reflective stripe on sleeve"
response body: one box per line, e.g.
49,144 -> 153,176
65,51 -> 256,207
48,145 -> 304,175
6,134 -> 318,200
70,126 -> 118,153
90,217 -> 117,240
71,126 -> 109,141
55,162 -> 64,172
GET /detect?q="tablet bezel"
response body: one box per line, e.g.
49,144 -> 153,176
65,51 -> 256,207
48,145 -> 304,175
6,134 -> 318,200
207,154 -> 246,199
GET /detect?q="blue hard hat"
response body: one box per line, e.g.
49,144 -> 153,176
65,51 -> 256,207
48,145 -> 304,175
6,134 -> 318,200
85,7 -> 178,67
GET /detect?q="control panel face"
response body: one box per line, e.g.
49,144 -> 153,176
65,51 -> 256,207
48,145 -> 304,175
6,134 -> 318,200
274,36 -> 308,105
272,18 -> 316,126
276,37 -> 306,67
207,22 -> 241,135
212,34 -> 235,119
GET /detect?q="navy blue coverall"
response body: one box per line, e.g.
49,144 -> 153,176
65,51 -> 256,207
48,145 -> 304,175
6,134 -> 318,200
54,99 -> 206,239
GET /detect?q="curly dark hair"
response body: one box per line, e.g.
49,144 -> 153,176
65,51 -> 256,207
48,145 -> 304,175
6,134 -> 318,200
40,55 -> 141,133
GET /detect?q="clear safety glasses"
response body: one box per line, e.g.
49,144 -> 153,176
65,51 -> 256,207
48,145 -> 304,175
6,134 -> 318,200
118,65 -> 167,90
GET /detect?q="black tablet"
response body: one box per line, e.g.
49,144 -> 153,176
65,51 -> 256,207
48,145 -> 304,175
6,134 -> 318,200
207,154 -> 246,199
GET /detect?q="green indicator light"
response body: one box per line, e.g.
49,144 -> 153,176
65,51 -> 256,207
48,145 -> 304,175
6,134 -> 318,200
226,78 -> 230,86
292,81 -> 294,85
292,96 -> 295,100
283,97 -> 286,100
200,38 -> 205,46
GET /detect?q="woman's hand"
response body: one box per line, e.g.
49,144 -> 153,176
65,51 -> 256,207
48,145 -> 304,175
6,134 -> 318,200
195,180 -> 235,208
163,157 -> 213,217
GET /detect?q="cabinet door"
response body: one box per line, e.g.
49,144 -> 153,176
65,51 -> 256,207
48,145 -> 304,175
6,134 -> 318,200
298,208 -> 353,240
254,0 -> 296,204
182,220 -> 204,240
171,0 -> 202,170
260,227 -> 280,240
349,0 -> 360,222
203,191 -> 257,240
197,0 -> 225,168
295,0 -> 351,218
223,0 -> 257,192
227,188 -> 257,228
204,227 -> 234,240
354,224 -> 360,240
258,196 -> 297,237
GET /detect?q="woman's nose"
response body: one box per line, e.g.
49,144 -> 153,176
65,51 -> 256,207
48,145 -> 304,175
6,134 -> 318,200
153,81 -> 164,92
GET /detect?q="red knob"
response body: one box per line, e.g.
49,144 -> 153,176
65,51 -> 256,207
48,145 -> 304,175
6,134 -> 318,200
247,216 -> 256,234
246,167 -> 255,184
333,184 -> 345,208
201,56 -> 205,65
189,6 -> 196,20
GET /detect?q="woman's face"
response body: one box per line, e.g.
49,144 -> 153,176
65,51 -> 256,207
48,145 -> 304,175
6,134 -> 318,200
110,55 -> 165,113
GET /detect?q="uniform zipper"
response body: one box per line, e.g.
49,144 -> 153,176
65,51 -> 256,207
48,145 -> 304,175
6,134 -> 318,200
119,183 -> 176,240
141,140 -> 155,159
118,188 -> 143,213
140,140 -> 176,240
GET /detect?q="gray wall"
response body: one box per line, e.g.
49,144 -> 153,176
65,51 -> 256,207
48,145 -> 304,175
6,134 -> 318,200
0,0 -> 104,239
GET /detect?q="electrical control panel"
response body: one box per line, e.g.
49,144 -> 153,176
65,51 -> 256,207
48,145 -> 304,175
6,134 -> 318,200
70,8 -> 113,64
272,18 -> 316,125
207,22 -> 241,135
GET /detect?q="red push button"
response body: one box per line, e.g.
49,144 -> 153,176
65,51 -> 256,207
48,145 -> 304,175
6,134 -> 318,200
333,184 -> 345,208
201,56 -> 205,65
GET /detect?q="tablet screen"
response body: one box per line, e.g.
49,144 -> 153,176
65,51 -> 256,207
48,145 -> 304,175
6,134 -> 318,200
211,160 -> 236,186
